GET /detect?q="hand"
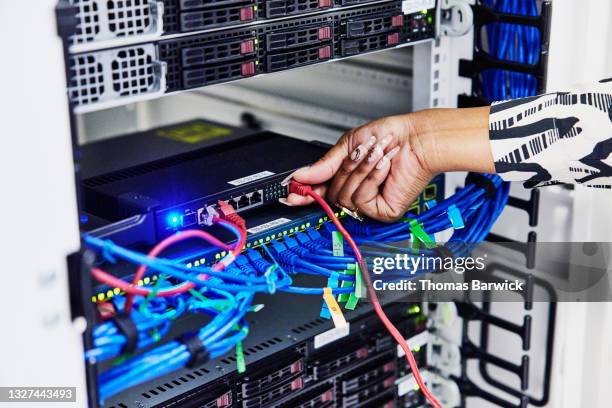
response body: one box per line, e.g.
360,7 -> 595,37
281,114 -> 435,222
280,107 -> 494,222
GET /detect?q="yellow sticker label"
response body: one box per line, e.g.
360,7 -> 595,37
323,287 -> 347,329
157,122 -> 232,144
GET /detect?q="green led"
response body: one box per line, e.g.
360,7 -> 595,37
408,304 -> 421,315
427,15 -> 433,24
421,9 -> 428,14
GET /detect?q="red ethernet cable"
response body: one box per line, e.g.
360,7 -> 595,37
288,181 -> 443,408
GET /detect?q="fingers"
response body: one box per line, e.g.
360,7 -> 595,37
351,147 -> 401,220
326,136 -> 376,205
288,134 -> 351,186
332,137 -> 395,209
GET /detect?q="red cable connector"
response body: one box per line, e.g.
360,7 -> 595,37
288,180 -> 313,196
217,200 -> 247,231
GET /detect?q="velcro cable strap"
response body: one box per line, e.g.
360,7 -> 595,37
466,172 -> 496,199
177,331 -> 209,368
112,314 -> 138,354
447,205 -> 465,229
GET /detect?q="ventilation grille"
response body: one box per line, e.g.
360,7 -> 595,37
292,317 -> 327,334
70,0 -> 159,45
140,367 -> 211,399
69,55 -> 105,105
111,47 -> 155,96
68,44 -> 161,110
71,0 -> 101,44
108,0 -> 152,37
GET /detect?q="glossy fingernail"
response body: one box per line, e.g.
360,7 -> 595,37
350,136 -> 377,161
375,146 -> 400,170
278,198 -> 294,206
367,137 -> 391,163
281,166 -> 310,186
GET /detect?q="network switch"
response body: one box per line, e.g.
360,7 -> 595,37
66,2 -> 437,112
81,127 -> 330,241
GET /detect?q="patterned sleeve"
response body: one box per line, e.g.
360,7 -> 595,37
488,77 -> 612,189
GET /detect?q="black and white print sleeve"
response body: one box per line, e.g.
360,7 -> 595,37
488,78 -> 612,189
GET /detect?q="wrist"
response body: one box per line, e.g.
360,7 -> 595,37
408,107 -> 495,174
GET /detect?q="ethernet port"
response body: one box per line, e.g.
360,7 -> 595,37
250,190 -> 262,205
237,195 -> 250,209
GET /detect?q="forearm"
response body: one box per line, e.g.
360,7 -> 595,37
408,106 -> 495,174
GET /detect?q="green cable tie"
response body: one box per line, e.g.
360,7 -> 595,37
345,293 -> 359,310
337,269 -> 355,303
409,219 -> 436,249
332,231 -> 344,256
235,341 -> 246,374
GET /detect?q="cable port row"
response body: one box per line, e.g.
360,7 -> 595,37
197,189 -> 263,225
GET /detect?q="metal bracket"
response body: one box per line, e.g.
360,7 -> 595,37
440,0 -> 473,37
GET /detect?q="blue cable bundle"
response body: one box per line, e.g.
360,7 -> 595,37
97,290 -> 253,401
83,174 -> 509,402
481,0 -> 540,101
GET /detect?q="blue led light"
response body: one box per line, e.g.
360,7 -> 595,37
167,213 -> 182,228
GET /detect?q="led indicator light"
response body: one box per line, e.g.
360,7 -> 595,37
408,305 -> 421,315
167,212 -> 182,228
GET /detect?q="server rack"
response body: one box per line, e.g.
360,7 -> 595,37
1,0 -> 612,408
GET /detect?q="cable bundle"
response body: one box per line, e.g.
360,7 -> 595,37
480,0 -> 540,101
83,174 -> 508,404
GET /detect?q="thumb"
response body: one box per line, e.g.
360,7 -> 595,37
289,137 -> 350,185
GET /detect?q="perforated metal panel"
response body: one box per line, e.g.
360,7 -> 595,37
68,44 -> 166,112
111,47 -> 155,96
69,0 -> 163,47
69,55 -> 105,105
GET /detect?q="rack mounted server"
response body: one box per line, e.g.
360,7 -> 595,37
63,0 -> 438,112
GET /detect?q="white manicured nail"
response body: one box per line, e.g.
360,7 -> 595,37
367,137 -> 391,163
375,146 -> 400,170
350,136 -> 377,161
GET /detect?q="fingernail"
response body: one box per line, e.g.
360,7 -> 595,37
367,137 -> 391,163
375,147 -> 400,170
278,198 -> 294,206
281,166 -> 309,186
350,136 -> 376,161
